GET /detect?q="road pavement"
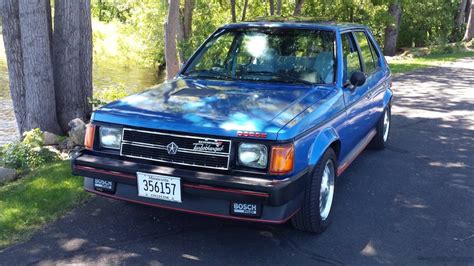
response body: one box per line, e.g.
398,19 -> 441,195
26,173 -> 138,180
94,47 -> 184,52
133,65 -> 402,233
1,58 -> 473,265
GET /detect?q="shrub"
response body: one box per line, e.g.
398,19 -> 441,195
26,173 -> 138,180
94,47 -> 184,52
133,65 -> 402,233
0,129 -> 59,170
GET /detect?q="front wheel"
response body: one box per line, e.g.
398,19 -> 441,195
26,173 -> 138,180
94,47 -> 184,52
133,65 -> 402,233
291,148 -> 337,233
369,106 -> 391,150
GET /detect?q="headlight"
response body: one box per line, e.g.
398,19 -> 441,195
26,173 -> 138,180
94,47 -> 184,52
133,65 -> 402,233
238,143 -> 268,169
99,126 -> 122,149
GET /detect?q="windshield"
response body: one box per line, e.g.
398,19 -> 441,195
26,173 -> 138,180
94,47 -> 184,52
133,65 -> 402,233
183,28 -> 336,85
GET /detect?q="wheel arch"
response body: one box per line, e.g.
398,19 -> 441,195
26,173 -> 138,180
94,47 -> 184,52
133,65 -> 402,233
308,127 -> 340,168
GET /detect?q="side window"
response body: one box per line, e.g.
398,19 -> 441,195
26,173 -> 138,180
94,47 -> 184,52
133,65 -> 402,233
354,31 -> 377,74
341,33 -> 362,82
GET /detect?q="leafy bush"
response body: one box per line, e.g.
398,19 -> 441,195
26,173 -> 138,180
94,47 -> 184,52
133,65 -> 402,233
89,83 -> 131,108
0,129 -> 59,170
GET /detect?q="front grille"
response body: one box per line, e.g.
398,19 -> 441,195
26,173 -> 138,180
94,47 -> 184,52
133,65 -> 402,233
120,128 -> 231,170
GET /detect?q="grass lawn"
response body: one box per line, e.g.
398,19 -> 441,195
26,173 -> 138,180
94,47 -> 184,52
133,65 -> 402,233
0,161 -> 90,249
388,51 -> 474,74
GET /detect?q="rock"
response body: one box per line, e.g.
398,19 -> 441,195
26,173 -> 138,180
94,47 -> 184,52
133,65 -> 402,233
43,131 -> 61,145
68,118 -> 86,146
0,167 -> 17,184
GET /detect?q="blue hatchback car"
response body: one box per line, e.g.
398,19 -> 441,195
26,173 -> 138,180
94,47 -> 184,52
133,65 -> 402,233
72,20 -> 393,233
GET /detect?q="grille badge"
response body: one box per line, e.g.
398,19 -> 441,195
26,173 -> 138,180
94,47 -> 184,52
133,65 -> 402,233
166,142 -> 178,155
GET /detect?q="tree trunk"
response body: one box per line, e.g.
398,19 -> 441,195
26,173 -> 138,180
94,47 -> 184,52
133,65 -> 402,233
276,0 -> 282,16
165,0 -> 180,80
230,0 -> 236,23
177,8 -> 185,63
1,0 -> 28,135
183,0 -> 194,39
241,0 -> 248,21
53,0 -> 92,132
383,0 -> 402,56
294,0 -> 304,16
464,3 -> 474,41
45,0 -> 53,56
456,0 -> 468,27
18,0 -> 62,134
269,0 -> 275,16
79,0 -> 93,122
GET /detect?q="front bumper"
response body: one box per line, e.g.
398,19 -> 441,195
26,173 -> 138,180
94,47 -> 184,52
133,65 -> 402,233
72,150 -> 308,223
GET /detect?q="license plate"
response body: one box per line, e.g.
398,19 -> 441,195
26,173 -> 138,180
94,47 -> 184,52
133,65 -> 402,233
137,172 -> 181,203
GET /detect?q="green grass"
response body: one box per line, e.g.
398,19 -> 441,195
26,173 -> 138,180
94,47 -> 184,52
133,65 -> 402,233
389,51 -> 474,74
0,161 -> 90,249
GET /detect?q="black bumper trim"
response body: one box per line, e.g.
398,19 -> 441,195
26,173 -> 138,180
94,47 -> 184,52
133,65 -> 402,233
72,151 -> 309,206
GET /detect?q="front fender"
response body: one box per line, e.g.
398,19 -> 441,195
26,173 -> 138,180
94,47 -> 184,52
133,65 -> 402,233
307,127 -> 339,167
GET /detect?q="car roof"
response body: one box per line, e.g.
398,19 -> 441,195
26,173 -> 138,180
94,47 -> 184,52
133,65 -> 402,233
221,18 -> 367,32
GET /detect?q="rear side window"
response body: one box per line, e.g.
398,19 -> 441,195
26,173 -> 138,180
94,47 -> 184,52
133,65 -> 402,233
341,33 -> 362,82
353,31 -> 378,74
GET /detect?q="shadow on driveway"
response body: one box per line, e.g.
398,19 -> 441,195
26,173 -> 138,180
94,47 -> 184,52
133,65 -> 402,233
0,59 -> 473,265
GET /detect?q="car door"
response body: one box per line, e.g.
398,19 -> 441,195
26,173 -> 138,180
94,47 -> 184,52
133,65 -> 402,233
339,31 -> 372,153
352,30 -> 386,129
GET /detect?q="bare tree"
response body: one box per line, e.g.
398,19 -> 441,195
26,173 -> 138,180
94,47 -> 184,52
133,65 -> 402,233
241,0 -> 248,21
383,0 -> 402,56
1,0 -> 27,134
230,0 -> 236,23
269,0 -> 275,16
464,2 -> 474,41
276,0 -> 282,16
294,0 -> 304,16
165,0 -> 180,79
18,0 -> 62,134
53,0 -> 93,132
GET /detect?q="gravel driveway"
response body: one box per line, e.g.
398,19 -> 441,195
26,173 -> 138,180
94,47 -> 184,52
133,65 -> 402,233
1,58 -> 473,265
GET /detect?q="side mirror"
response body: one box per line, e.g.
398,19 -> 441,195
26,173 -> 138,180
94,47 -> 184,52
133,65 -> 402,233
350,71 -> 366,87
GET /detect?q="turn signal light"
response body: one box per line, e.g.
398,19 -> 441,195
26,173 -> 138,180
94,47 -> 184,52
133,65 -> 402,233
84,124 -> 96,150
270,143 -> 294,174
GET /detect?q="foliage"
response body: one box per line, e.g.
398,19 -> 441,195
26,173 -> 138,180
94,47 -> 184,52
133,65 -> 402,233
0,161 -> 90,249
0,129 -> 59,170
89,83 -> 130,108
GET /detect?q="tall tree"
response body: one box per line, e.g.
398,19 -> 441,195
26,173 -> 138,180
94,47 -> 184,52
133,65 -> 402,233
183,0 -> 194,39
453,0 -> 468,41
241,0 -> 248,21
383,0 -> 402,56
53,0 -> 93,132
230,0 -> 236,23
276,0 -> 282,16
165,0 -> 180,79
1,0 -> 27,134
269,0 -> 275,16
18,0 -> 62,134
294,0 -> 305,16
464,2 -> 474,41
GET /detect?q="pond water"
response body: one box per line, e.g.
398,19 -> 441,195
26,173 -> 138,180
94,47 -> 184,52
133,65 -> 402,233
0,51 -> 161,146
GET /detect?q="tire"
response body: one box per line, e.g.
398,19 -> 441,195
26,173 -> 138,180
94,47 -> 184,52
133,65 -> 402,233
369,106 -> 391,150
291,148 -> 337,233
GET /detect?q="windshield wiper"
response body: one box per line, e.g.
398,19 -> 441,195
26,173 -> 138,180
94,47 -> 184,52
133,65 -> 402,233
237,70 -> 314,85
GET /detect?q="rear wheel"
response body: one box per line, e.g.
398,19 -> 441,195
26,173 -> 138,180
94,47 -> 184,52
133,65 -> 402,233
291,148 -> 337,233
369,106 -> 391,150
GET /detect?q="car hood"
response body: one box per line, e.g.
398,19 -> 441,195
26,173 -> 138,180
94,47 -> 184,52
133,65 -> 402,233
92,78 -> 331,140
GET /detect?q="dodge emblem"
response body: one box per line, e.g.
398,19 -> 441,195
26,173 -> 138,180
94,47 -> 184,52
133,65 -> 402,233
166,142 -> 178,155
